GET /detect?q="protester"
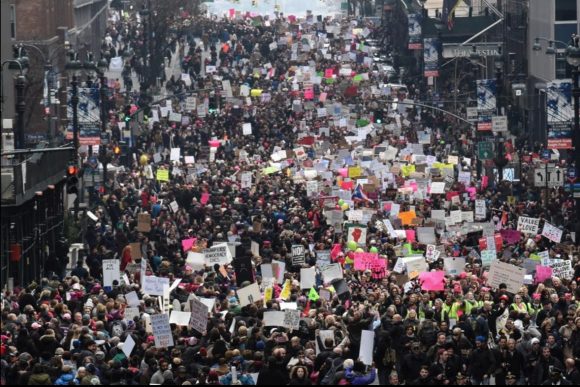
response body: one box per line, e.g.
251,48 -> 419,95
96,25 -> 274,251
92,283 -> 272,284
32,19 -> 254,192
1,6 -> 579,387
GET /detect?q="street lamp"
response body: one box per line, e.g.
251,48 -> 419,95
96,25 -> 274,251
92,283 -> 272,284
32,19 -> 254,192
13,44 -> 59,144
0,59 -> 26,150
95,56 -> 110,193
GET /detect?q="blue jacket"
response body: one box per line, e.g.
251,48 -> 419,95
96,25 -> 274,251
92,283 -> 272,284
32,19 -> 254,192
344,368 -> 376,385
55,372 -> 78,385
220,373 -> 255,385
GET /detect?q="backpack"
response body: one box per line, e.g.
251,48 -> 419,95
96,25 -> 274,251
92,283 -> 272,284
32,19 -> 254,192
320,357 -> 344,385
419,320 -> 438,347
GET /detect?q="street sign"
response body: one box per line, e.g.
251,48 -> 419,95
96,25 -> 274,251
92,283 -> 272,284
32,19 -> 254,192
491,116 -> 508,132
535,167 -> 564,188
541,150 -> 551,160
478,142 -> 494,160
466,107 -> 478,122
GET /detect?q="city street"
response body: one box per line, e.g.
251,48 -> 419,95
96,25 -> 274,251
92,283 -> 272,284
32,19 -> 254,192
0,1 -> 579,386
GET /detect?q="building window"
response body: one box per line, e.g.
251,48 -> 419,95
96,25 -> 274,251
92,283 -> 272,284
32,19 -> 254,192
10,4 -> 15,39
555,52 -> 571,79
555,0 -> 577,21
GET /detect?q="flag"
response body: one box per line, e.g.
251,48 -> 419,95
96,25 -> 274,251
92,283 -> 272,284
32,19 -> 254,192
441,0 -> 462,30
352,184 -> 374,203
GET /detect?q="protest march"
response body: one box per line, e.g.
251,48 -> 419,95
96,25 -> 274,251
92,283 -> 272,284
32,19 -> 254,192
1,4 -> 579,387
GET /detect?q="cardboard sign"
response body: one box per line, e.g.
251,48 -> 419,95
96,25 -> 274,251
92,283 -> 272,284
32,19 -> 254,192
488,261 -> 526,294
300,266 -> 317,289
347,224 -> 367,246
237,283 -> 262,307
137,213 -> 151,232
122,335 -> 135,357
102,259 -> 121,288
444,257 -> 466,276
359,330 -> 375,365
189,297 -> 209,333
283,310 -> 301,331
151,314 -> 174,348
481,250 -> 497,268
475,200 -> 486,220
542,222 -> 563,243
551,259 -> 574,280
517,216 -> 540,235
203,244 -> 231,266
263,311 -> 285,327
292,245 -> 306,266
320,263 -> 343,283
156,169 -> 169,182
130,243 -> 142,259
169,311 -> 193,326
142,276 -> 170,296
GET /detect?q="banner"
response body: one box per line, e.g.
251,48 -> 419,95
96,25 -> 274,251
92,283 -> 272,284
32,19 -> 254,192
408,13 -> 423,50
423,38 -> 440,77
476,79 -> 496,131
546,80 -> 573,149
66,87 -> 102,145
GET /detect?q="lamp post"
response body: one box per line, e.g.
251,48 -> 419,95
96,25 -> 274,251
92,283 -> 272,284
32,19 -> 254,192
493,55 -> 508,183
96,58 -> 110,193
14,44 -> 57,144
0,60 -> 25,151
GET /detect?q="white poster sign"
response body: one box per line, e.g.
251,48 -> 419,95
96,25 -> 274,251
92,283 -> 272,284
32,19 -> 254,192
142,276 -> 170,296
475,200 -> 486,220
517,216 -> 540,235
102,259 -> 120,288
488,261 -> 526,294
203,244 -> 232,265
237,283 -> 262,307
150,314 -> 174,348
541,222 -> 563,243
359,330 -> 375,365
189,297 -> 209,333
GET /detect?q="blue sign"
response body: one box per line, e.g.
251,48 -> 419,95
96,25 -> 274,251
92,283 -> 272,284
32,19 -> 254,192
541,150 -> 551,160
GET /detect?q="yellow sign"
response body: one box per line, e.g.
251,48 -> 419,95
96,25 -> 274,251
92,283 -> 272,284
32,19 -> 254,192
156,169 -> 169,182
348,166 -> 362,178
250,89 -> 263,97
401,164 -> 416,177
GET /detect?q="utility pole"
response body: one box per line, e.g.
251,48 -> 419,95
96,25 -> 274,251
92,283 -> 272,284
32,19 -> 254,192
99,71 -> 109,193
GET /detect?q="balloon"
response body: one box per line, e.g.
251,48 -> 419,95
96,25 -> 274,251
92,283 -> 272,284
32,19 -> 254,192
139,154 -> 149,166
370,247 -> 378,253
355,248 -> 364,253
341,203 -> 349,211
338,199 -> 345,206
347,241 -> 357,251
335,205 -> 341,210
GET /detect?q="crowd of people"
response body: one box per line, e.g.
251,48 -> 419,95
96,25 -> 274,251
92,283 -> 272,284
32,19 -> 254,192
1,6 -> 580,386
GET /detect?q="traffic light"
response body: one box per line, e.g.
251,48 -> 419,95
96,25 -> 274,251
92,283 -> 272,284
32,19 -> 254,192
113,145 -> 121,156
66,164 -> 79,194
374,109 -> 384,124
123,105 -> 132,124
